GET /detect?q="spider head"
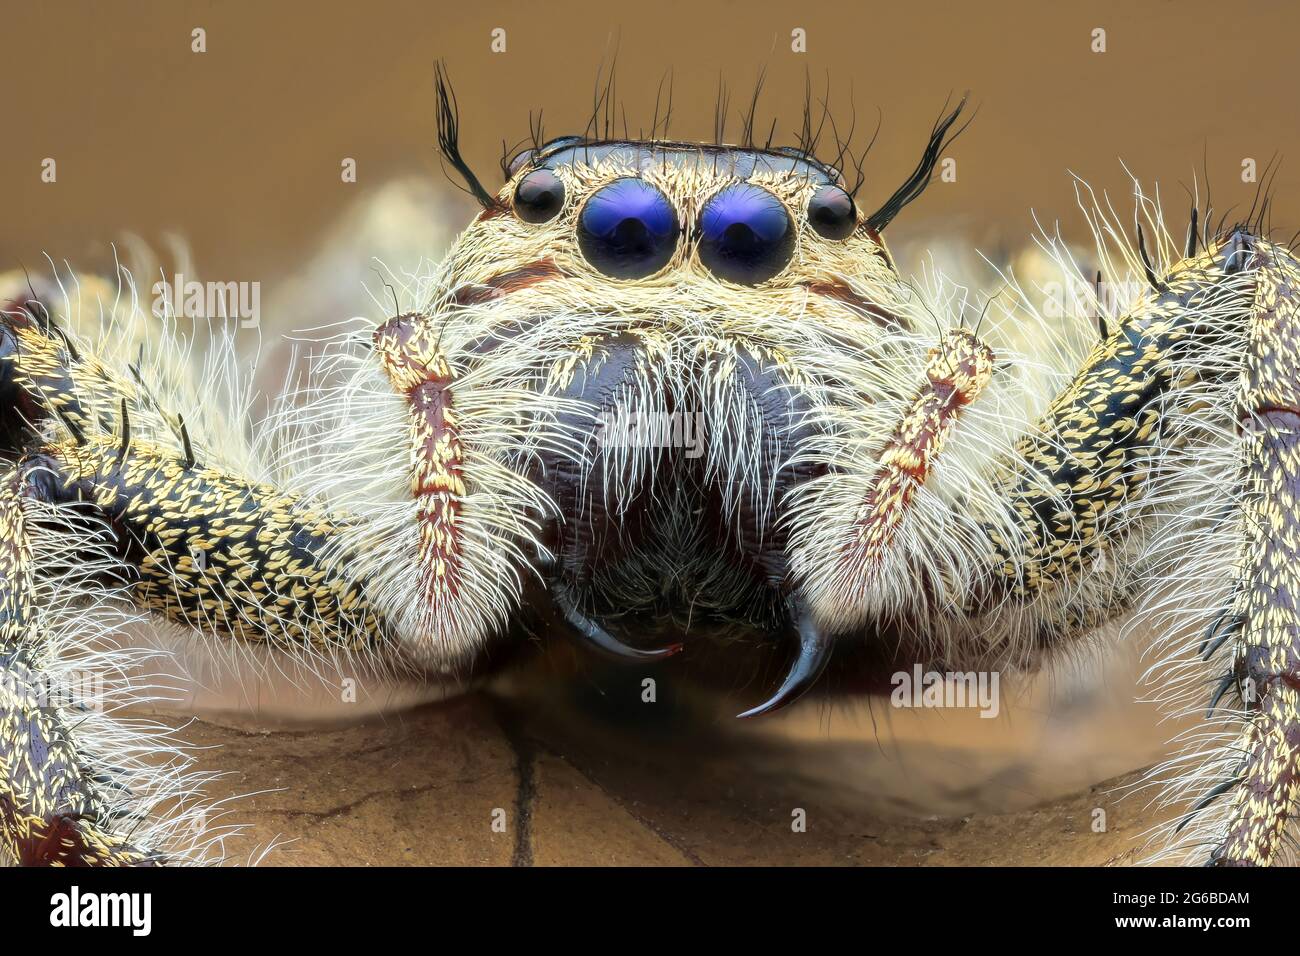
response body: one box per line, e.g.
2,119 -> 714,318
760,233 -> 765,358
435,136 -> 902,326
366,81 -> 970,708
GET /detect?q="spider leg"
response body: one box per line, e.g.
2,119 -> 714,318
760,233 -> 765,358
1207,239 -> 1300,865
0,431 -> 405,865
0,460 -> 159,865
0,300 -> 411,864
793,236 -> 1255,642
968,232 -> 1300,864
977,232 -> 1300,865
786,219 -> 1300,865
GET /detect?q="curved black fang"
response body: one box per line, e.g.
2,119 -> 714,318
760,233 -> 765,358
550,584 -> 682,662
737,601 -> 833,719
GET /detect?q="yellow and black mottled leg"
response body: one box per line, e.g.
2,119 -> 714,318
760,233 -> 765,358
982,232 -> 1300,865
0,462 -> 158,865
807,231 -> 1255,631
975,232 -> 1300,864
1208,241 -> 1300,866
0,306 -> 388,653
978,236 -> 1259,608
56,436 -> 389,658
0,428 -> 392,866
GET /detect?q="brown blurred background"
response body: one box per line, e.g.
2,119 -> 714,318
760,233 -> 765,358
3,0 -> 1297,290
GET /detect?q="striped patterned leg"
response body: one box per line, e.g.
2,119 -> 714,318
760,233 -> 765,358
0,462 -> 158,865
0,431 -> 393,865
1212,241 -> 1300,866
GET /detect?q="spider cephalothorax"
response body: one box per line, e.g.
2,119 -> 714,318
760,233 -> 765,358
2,71 -> 1299,868
355,76 -> 979,718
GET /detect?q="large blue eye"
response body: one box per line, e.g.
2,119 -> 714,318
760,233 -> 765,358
577,178 -> 679,279
698,184 -> 795,285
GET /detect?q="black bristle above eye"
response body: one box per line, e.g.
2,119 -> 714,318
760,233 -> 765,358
483,71 -> 969,236
866,94 -> 974,233
434,62 -> 500,210
792,71 -> 877,198
499,110 -> 551,181
500,142 -> 535,181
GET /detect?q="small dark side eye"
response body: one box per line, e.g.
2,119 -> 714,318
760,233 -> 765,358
807,184 -> 857,240
513,168 -> 566,223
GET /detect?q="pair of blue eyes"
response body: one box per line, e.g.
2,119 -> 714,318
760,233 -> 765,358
512,170 -> 856,284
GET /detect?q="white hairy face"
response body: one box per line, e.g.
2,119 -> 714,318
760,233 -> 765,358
283,122 -> 1050,694
315,141 -> 928,671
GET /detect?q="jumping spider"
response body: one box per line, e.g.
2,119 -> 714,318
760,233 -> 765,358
1,70 -> 1296,866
